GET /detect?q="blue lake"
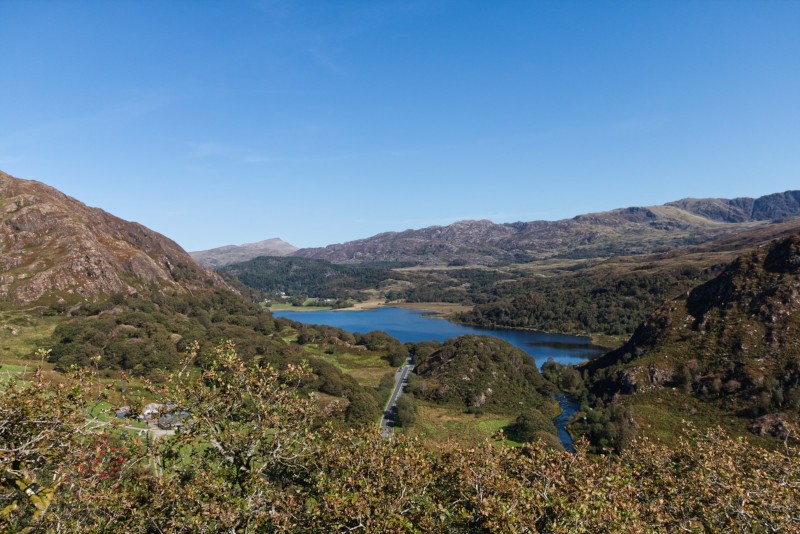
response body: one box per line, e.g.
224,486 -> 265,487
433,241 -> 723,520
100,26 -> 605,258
273,306 -> 605,369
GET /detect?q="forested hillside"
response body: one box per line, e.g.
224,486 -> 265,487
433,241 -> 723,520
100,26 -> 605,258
458,220 -> 800,337
458,263 -> 714,336
222,256 -> 398,301
411,335 -> 557,416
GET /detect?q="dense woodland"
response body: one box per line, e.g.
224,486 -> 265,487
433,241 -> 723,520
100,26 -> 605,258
457,263 -> 719,336
42,288 -> 403,428
223,254 -> 720,338
410,335 -> 558,418
221,256 -> 397,301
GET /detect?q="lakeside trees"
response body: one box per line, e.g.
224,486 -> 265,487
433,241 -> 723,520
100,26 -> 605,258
221,257 -> 395,301
221,253 -> 721,339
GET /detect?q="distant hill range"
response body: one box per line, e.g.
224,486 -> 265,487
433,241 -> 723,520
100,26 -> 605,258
0,171 -> 224,306
191,238 -> 298,267
293,191 -> 800,265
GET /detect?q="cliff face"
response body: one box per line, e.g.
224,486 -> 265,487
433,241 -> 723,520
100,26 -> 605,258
583,233 -> 800,434
0,171 -> 224,306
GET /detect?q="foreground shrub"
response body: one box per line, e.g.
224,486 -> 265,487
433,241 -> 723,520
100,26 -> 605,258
2,343 -> 798,532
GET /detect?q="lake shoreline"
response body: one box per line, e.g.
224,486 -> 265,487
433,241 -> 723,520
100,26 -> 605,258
273,301 -> 618,350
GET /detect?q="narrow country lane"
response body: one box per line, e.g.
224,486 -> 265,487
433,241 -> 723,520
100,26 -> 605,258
380,357 -> 413,438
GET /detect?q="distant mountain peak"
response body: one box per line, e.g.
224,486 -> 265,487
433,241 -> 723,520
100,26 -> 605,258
450,218 -> 495,226
190,237 -> 298,267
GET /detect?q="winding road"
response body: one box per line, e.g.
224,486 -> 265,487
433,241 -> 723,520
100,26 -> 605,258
380,357 -> 413,438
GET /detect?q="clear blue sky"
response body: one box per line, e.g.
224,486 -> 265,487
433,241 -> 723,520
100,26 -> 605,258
1,1 -> 798,250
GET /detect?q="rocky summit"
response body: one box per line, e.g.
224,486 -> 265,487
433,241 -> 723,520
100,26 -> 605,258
0,171 -> 223,306
190,238 -> 298,267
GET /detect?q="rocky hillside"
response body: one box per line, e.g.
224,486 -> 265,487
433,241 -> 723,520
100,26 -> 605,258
0,171 -> 224,306
583,232 -> 800,437
190,238 -> 298,268
294,191 -> 800,266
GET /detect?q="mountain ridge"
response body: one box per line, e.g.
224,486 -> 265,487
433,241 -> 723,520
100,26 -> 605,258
667,190 -> 800,223
293,190 -> 800,266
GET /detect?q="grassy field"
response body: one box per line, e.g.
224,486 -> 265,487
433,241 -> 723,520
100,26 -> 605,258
267,302 -> 332,312
0,310 -> 62,361
402,403 -> 515,449
588,333 -> 627,350
276,322 -> 396,406
0,361 -> 34,386
328,351 -> 393,388
299,342 -> 394,389
0,351 -> 66,389
623,389 -> 777,449
388,301 -> 473,316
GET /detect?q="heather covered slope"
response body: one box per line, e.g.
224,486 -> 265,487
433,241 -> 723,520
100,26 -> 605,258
0,171 -> 224,306
5,348 -> 799,531
294,191 -> 800,266
582,232 -> 800,438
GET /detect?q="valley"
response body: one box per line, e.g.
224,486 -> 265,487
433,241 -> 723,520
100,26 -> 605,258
273,306 -> 604,448
220,195 -> 800,452
2,170 -> 799,530
5,1 -> 799,528
224,216 -> 800,343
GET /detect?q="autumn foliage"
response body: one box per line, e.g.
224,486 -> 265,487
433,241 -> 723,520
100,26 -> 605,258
2,343 -> 798,532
